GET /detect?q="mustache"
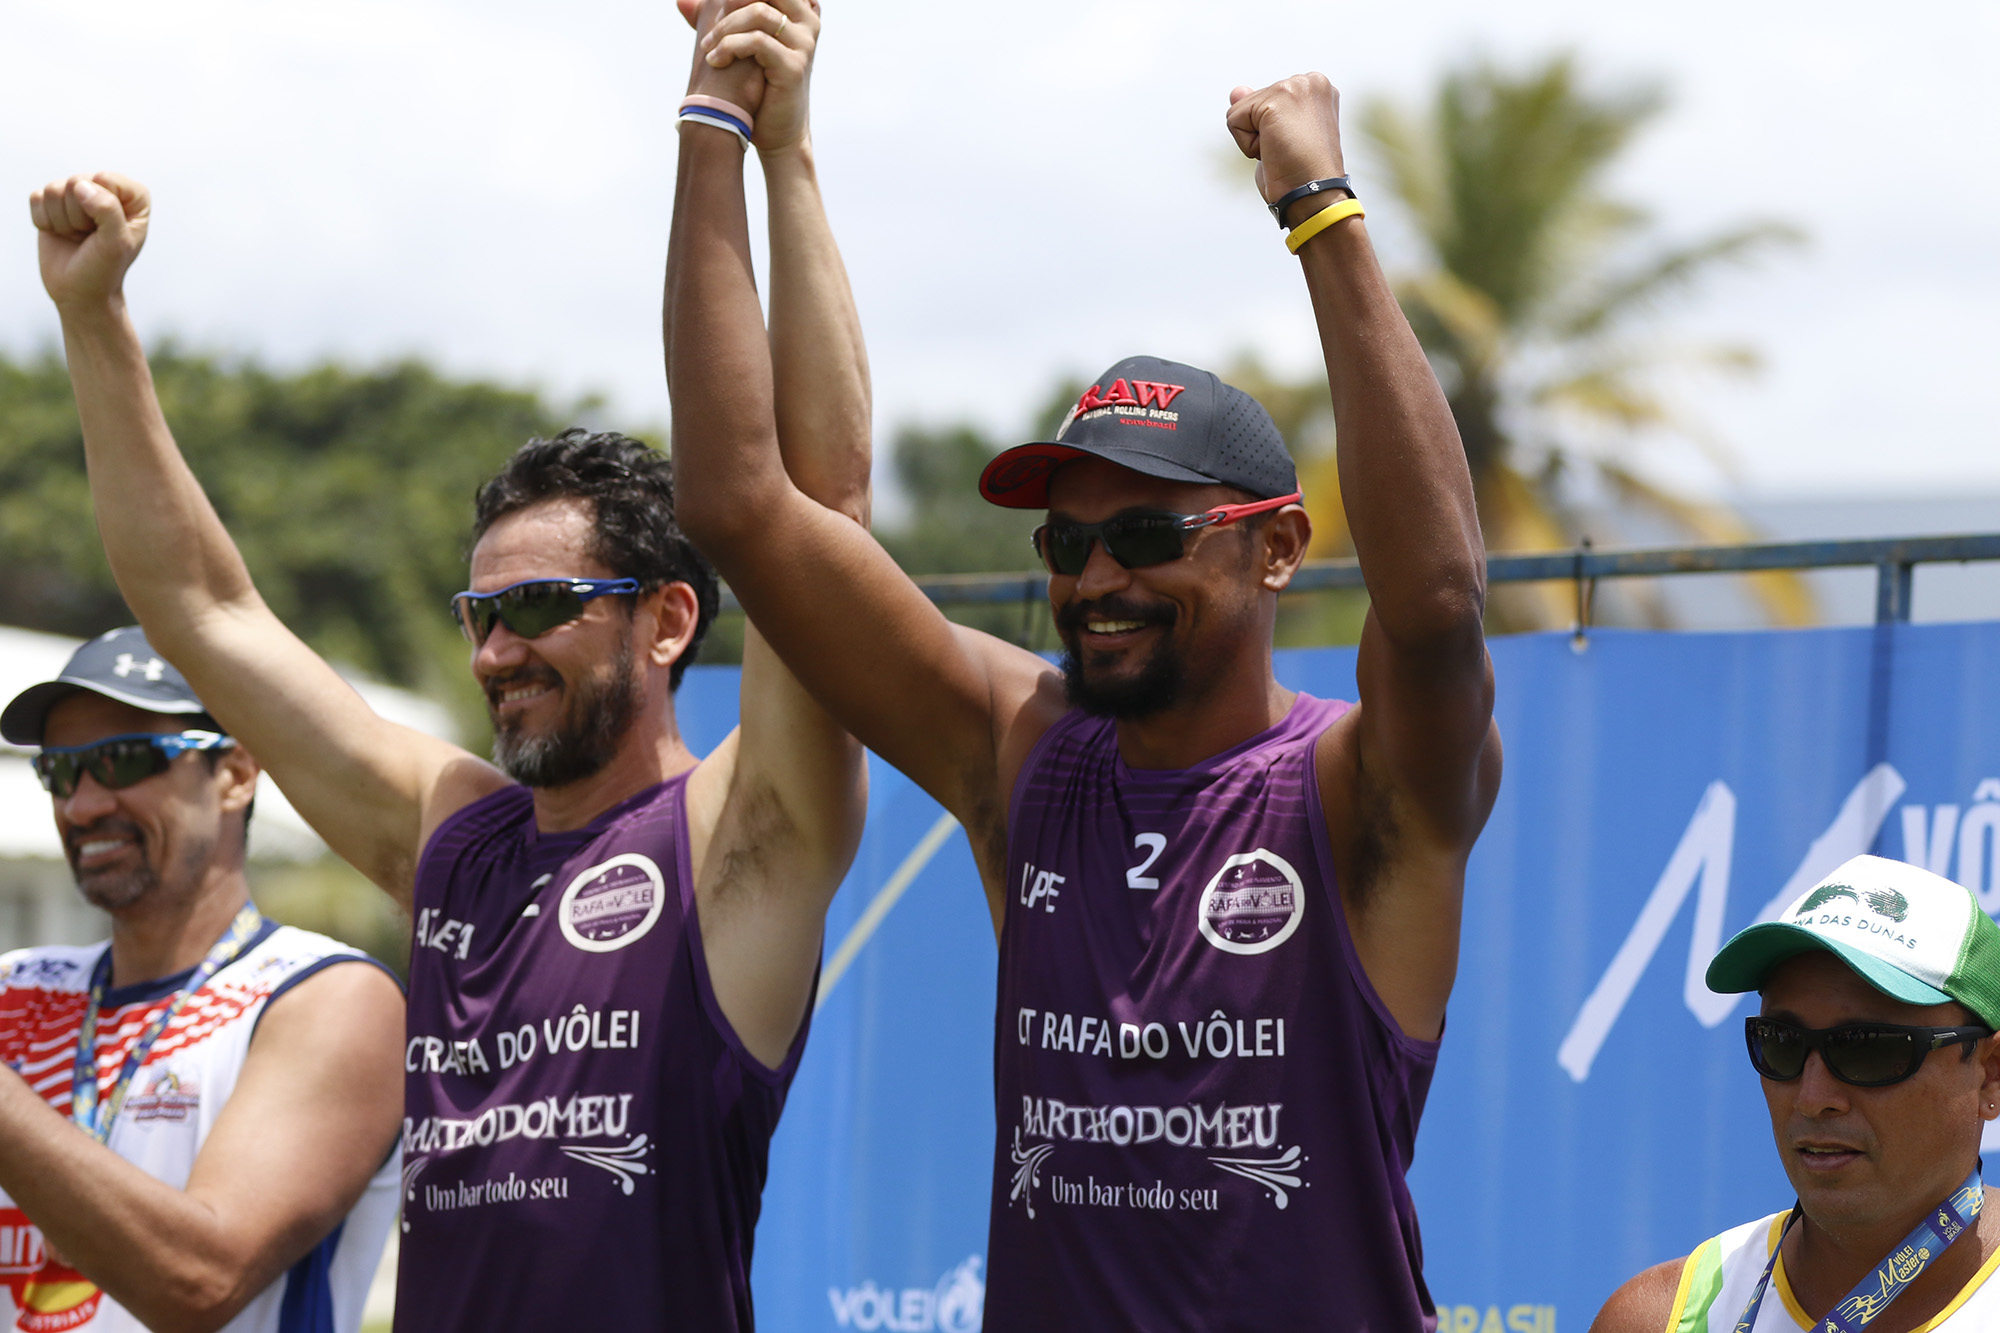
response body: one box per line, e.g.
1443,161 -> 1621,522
65,817 -> 144,857
484,665 -> 563,708
1055,596 -> 1177,639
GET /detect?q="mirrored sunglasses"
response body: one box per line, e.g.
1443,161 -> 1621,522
33,731 -> 236,799
449,578 -> 641,645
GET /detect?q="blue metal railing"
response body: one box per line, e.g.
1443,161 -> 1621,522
720,533 -> 2000,626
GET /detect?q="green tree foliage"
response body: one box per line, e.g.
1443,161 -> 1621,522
1353,53 -> 1809,626
0,345 -> 606,706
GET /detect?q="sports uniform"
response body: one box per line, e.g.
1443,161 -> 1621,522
1664,1209 -> 2000,1332
985,694 -> 1441,1331
0,921 -> 399,1333
395,773 -> 803,1331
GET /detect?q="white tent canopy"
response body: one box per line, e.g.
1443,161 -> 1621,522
0,623 -> 461,863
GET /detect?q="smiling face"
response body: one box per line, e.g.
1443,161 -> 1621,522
42,694 -> 253,913
1043,458 -> 1299,721
467,498 -> 654,788
1758,951 -> 2000,1233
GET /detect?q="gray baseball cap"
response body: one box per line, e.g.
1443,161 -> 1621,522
1,626 -> 216,746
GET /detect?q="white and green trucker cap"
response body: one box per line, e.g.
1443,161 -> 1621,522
1706,854 -> 2000,1028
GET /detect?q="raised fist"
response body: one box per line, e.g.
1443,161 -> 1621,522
679,0 -> 821,155
29,172 -> 150,311
1224,74 -> 1347,216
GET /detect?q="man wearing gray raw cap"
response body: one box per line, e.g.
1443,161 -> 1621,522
1593,854 -> 2000,1333
0,626 -> 402,1333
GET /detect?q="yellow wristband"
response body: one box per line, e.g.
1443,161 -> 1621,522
1285,198 -> 1365,254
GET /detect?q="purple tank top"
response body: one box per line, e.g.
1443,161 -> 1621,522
987,694 -> 1441,1331
396,774 -> 804,1331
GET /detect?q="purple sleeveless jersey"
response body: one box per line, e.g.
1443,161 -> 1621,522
987,694 -> 1441,1331
396,774 -> 805,1331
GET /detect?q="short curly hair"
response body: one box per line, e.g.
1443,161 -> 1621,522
470,430 -> 718,690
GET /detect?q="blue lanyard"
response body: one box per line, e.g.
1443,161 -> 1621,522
1736,1168 -> 1983,1333
69,903 -> 264,1143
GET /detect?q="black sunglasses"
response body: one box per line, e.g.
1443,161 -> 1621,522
1745,1016 -> 1993,1088
1030,492 -> 1303,577
34,731 -> 237,799
450,577 -> 641,645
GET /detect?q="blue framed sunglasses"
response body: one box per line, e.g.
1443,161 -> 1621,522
34,731 -> 236,798
450,577 -> 641,645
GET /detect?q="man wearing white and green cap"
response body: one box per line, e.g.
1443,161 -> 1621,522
1594,854 -> 2000,1332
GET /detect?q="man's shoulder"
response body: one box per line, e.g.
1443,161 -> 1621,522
224,925 -> 398,1013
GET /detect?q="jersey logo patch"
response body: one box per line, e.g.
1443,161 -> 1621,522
127,1069 -> 199,1124
1197,849 -> 1304,956
558,854 -> 666,953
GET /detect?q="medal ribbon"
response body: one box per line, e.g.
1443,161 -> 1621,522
69,902 -> 264,1143
1735,1167 -> 1982,1332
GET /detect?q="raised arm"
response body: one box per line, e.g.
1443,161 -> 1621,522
29,174 -> 504,909
1227,77 -> 1501,1039
665,2 -> 1059,903
0,963 -> 402,1333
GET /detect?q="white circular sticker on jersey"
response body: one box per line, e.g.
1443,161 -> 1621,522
1198,849 -> 1305,955
558,853 -> 666,953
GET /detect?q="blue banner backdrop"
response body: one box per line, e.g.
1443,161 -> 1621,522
672,619 -> 2000,1331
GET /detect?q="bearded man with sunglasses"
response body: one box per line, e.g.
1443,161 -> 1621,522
0,627 -> 403,1333
29,1 -> 868,1325
670,53 -> 1501,1328
1594,855 -> 2000,1332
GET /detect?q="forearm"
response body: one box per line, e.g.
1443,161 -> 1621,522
1300,218 -> 1486,644
0,1074 -> 257,1333
763,141 -> 871,524
57,299 -> 263,649
667,126 -> 797,553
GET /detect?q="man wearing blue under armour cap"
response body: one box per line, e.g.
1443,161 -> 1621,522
0,627 -> 403,1333
1594,854 -> 2000,1332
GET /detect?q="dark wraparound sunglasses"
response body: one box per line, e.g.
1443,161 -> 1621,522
1745,1016 -> 1993,1088
34,731 -> 237,799
1030,492 -> 1303,577
450,577 -> 641,645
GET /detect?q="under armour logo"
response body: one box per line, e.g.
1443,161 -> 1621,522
112,654 -> 165,681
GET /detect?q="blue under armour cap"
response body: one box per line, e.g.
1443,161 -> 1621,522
1,626 -> 214,746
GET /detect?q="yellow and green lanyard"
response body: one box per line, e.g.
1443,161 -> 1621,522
69,903 -> 263,1144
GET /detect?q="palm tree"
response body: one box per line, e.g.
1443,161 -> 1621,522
1282,53 -> 1808,629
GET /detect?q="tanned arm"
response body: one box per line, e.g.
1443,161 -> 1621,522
29,176 -> 506,908
666,2 -> 1061,927
1227,76 -> 1502,1040
0,964 -> 402,1333
1591,1259 -> 1684,1333
670,0 -> 870,1067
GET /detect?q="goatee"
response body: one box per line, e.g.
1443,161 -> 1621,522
1056,596 -> 1183,721
490,640 -> 641,788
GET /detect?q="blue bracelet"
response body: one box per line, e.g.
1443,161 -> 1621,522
678,107 -> 751,148
1268,176 -> 1353,228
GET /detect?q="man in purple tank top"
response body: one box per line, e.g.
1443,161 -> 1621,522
29,2 -> 868,1325
672,40 -> 1503,1332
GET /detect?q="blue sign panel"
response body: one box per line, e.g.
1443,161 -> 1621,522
674,619 -> 2000,1330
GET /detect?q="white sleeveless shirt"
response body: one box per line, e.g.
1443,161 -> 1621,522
1667,1207 -> 2000,1332
0,923 -> 399,1333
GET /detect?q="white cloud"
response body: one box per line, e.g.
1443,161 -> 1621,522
3,0 -> 1996,495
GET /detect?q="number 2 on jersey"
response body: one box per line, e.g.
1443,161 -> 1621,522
1127,833 -> 1167,890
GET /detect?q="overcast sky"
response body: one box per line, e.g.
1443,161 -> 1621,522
5,0 -> 1996,504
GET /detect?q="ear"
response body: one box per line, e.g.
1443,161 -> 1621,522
1977,1034 -> 2000,1122
639,581 -> 703,676
1258,505 -> 1312,593
214,745 -> 261,818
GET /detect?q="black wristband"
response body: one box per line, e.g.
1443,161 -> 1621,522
1268,176 -> 1354,228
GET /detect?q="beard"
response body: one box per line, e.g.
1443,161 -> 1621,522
489,639 -> 641,788
65,817 -> 210,913
1057,595 -> 1184,721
